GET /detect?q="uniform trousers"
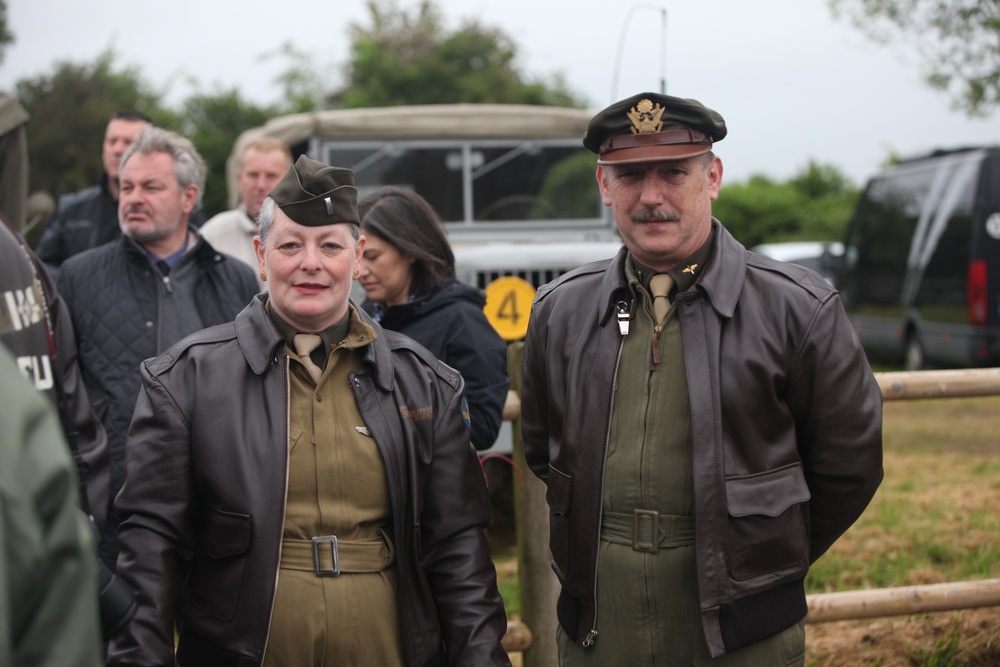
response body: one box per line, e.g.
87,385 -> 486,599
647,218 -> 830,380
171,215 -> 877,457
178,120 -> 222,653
557,272 -> 805,666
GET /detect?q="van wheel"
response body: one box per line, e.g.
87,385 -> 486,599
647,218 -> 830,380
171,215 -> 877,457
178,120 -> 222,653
904,335 -> 924,371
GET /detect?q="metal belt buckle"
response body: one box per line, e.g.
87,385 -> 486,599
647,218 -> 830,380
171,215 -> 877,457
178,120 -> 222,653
632,509 -> 660,553
311,535 -> 341,577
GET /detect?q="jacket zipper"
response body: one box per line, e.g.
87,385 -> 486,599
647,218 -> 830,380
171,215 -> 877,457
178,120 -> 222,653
260,356 -> 292,660
154,269 -> 164,353
585,300 -> 630,648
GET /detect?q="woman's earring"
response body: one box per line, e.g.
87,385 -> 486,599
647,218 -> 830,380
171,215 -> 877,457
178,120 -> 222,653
353,266 -> 361,279
260,270 -> 267,281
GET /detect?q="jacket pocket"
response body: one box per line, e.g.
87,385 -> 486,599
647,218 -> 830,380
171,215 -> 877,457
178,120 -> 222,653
546,465 -> 572,580
188,505 -> 252,621
726,463 -> 809,581
289,426 -> 304,453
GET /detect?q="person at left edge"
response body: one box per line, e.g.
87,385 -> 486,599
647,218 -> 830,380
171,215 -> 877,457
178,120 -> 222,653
56,126 -> 259,570
107,155 -> 510,666
0,214 -> 109,538
0,346 -> 104,667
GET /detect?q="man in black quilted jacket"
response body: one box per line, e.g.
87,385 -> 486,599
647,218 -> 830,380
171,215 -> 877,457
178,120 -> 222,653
57,126 -> 259,569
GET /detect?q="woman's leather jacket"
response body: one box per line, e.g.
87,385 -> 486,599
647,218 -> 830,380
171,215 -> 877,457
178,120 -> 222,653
108,295 -> 510,666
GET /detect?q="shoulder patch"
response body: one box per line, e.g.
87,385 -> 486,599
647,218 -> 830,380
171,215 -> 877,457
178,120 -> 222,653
461,396 -> 472,430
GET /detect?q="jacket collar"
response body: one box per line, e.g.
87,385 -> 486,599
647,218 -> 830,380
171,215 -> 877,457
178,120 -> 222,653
696,220 -> 746,318
363,279 -> 485,327
234,204 -> 257,234
119,228 -> 215,267
235,294 -> 396,391
597,219 -> 747,326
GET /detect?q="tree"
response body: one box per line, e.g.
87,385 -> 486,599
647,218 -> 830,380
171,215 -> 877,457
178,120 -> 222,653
15,49 -> 171,200
339,0 -> 587,108
829,0 -> 1000,116
0,0 -> 14,64
713,161 -> 859,248
258,41 -> 325,113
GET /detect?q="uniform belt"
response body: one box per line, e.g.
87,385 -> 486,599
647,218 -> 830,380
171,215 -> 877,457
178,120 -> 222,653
280,529 -> 396,577
601,509 -> 695,553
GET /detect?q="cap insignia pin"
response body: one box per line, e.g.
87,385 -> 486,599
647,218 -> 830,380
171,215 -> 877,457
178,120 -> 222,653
324,196 -> 333,216
627,98 -> 665,135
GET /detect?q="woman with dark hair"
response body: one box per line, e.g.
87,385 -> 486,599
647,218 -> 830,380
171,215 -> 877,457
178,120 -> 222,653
358,186 -> 509,451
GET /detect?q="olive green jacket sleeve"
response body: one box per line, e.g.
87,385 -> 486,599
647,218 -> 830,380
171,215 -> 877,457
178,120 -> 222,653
0,348 -> 103,667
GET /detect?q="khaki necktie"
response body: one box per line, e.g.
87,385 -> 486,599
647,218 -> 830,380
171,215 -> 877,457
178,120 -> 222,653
292,333 -> 325,384
650,273 -> 674,327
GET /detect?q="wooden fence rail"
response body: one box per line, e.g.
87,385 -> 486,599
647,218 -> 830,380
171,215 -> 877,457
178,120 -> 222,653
500,350 -> 1000,665
804,578 -> 1000,623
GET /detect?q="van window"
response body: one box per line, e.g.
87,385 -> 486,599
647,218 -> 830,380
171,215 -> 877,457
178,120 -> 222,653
840,147 -> 997,369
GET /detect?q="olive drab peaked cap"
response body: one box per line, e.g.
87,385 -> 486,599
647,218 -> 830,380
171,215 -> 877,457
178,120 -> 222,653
583,92 -> 727,165
269,154 -> 360,226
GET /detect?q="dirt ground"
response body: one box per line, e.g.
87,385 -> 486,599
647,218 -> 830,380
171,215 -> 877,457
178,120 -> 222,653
507,611 -> 1000,666
806,608 -> 1000,666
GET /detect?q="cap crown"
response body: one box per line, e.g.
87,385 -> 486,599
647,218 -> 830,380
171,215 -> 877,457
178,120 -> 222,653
270,154 -> 359,226
584,92 -> 727,164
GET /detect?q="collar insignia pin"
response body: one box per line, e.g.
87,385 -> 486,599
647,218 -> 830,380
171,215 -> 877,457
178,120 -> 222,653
683,264 -> 698,275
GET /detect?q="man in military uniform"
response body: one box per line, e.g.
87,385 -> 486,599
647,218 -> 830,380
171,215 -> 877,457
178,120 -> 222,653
521,92 -> 883,664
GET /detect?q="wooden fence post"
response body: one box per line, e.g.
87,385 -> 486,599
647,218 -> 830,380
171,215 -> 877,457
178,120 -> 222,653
508,343 -> 560,667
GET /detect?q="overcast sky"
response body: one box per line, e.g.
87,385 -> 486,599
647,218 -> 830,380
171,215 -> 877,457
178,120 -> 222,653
1,0 -> 996,185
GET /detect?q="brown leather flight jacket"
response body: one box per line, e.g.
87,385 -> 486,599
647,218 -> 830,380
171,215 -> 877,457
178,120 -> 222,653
108,296 -> 510,667
521,222 -> 883,658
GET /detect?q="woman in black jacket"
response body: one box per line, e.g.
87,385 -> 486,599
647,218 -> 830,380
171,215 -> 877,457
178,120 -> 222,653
358,186 -> 509,451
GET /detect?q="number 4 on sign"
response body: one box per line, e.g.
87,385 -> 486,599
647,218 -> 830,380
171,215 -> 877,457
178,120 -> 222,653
497,290 -> 520,325
483,276 -> 537,342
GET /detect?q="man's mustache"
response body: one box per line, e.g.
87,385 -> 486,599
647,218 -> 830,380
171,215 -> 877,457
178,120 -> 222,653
632,208 -> 680,223
122,205 -> 153,217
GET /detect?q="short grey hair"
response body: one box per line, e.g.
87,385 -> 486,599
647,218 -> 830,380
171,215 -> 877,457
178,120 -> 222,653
120,126 -> 207,206
256,197 -> 360,245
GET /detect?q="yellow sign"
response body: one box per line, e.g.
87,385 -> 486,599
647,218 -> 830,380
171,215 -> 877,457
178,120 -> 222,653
483,276 -> 537,341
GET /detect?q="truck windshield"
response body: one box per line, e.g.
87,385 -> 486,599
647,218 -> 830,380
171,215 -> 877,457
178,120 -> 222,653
316,137 -> 605,236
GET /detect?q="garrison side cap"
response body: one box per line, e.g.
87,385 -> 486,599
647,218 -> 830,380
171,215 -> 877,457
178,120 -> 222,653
584,92 -> 727,165
269,154 -> 360,226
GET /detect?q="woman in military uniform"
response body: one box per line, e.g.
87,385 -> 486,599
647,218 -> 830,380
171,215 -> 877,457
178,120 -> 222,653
108,156 -> 510,667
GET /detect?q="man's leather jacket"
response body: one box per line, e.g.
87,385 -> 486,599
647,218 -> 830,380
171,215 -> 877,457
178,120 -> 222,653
521,222 -> 883,658
107,295 -> 510,667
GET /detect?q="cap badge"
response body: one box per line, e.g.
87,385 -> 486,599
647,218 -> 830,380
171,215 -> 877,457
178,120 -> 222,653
628,98 -> 665,135
324,196 -> 333,216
